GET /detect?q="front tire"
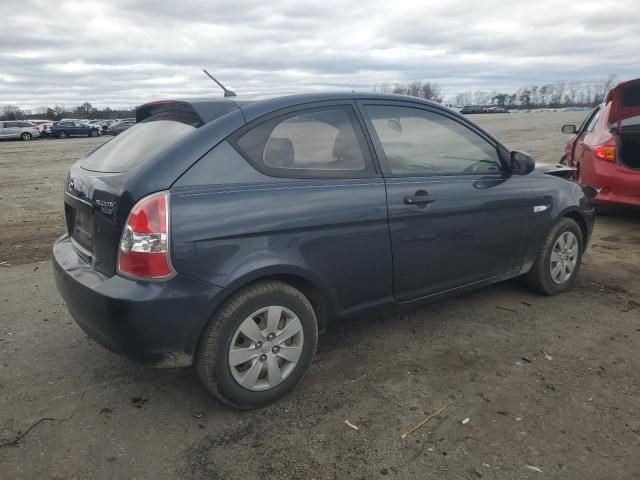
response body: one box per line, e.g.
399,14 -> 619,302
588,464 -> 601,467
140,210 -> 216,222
57,131 -> 67,139
21,132 -> 32,141
196,280 -> 318,409
89,129 -> 99,137
526,217 -> 583,295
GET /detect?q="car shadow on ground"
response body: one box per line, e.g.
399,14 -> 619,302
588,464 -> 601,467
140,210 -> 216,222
73,276 -> 537,411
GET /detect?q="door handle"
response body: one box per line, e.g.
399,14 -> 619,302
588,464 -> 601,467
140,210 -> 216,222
404,193 -> 435,205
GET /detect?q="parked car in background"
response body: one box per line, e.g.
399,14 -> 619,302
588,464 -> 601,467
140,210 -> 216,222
107,118 -> 136,135
98,120 -> 115,133
86,120 -> 105,135
30,119 -> 53,136
0,120 -> 40,140
51,121 -> 101,139
485,106 -> 509,113
53,93 -> 595,408
561,78 -> 640,207
460,105 -> 485,114
442,103 -> 462,112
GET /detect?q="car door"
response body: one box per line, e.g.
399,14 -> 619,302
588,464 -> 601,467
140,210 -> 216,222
74,122 -> 88,136
358,101 -> 534,302
2,121 -> 20,139
571,106 -> 601,167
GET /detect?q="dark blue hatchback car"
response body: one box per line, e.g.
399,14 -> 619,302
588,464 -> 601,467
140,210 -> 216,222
53,93 -> 595,408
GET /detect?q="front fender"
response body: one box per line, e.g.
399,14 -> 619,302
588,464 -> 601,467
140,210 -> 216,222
522,176 -> 595,273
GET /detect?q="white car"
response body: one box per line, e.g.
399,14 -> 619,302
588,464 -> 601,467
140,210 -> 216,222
30,119 -> 53,136
0,121 -> 41,140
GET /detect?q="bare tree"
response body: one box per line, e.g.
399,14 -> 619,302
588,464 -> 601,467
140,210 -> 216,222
0,105 -> 24,120
421,82 -> 442,102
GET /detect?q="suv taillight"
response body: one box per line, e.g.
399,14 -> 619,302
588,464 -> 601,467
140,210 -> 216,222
117,191 -> 175,280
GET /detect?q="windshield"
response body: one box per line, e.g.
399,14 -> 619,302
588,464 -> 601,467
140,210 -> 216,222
81,113 -> 198,173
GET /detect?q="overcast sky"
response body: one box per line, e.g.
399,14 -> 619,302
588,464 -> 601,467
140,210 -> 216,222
1,0 -> 638,109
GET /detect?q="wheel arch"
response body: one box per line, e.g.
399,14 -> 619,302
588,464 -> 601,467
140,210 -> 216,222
560,207 -> 589,243
203,266 -> 335,342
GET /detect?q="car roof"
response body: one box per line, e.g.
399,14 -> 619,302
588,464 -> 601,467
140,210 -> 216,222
139,92 -> 444,125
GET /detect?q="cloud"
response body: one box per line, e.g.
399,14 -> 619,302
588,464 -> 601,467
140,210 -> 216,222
1,0 -> 639,109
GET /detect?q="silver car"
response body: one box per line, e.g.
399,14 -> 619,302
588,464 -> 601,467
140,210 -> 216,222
0,121 -> 40,141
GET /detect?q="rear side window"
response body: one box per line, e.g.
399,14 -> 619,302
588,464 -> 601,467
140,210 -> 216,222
81,113 -> 199,173
233,106 -> 375,178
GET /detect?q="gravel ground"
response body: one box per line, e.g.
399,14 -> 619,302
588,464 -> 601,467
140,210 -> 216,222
1,112 -> 639,479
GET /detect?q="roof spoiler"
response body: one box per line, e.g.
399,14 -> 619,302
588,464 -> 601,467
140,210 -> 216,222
136,99 -> 239,125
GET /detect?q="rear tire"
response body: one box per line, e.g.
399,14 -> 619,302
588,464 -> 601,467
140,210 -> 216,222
21,132 -> 31,141
89,129 -> 99,137
196,280 -> 318,409
526,217 -> 583,295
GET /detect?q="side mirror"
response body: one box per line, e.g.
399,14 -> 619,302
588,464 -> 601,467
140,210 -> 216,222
510,150 -> 535,175
561,124 -> 577,134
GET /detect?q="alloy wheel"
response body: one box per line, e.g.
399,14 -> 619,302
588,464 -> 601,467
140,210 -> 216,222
550,231 -> 579,284
228,305 -> 304,391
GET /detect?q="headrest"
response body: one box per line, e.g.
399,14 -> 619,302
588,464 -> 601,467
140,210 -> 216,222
332,129 -> 363,168
264,137 -> 295,168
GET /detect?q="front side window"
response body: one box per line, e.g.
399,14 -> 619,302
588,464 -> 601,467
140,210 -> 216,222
234,106 -> 373,177
578,107 -> 599,133
585,108 -> 602,132
364,105 -> 502,175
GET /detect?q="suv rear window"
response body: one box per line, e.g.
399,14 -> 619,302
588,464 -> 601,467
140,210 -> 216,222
81,113 -> 199,173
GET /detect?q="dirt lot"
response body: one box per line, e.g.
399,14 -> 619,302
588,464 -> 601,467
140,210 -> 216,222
1,112 -> 639,479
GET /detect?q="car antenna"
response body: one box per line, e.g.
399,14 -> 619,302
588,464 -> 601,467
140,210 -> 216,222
202,69 -> 237,97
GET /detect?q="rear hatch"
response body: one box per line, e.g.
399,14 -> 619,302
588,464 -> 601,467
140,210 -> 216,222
607,78 -> 640,130
607,79 -> 640,170
64,102 -> 202,276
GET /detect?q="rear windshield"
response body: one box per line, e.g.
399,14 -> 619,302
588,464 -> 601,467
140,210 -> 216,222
81,113 -> 199,173
622,85 -> 640,107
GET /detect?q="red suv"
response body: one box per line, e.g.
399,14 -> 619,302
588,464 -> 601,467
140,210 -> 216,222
561,78 -> 640,207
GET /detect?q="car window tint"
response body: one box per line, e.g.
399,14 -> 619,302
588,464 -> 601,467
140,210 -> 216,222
235,106 -> 371,176
81,112 -> 198,173
365,105 -> 501,175
6,121 -> 19,127
585,108 -> 602,132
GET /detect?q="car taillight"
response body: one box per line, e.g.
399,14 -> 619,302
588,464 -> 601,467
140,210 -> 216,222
117,191 -> 175,280
594,139 -> 616,162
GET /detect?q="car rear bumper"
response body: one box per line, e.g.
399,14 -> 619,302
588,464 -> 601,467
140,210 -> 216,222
592,161 -> 640,207
52,234 -> 226,367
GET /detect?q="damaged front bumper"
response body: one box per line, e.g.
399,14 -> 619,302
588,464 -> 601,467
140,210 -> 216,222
52,234 -> 225,367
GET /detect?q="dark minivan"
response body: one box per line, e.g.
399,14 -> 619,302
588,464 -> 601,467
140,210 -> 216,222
53,93 -> 595,408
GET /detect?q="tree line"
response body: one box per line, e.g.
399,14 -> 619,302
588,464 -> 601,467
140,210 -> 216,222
1,74 -> 619,121
374,74 -> 617,109
0,102 -> 136,121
